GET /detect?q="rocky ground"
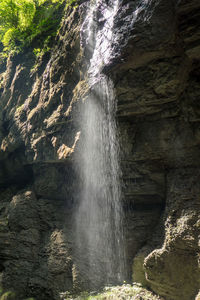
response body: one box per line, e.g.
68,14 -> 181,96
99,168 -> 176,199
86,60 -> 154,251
61,284 -> 164,300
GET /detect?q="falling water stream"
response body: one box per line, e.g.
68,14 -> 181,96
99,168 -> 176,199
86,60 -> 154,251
75,0 -> 126,288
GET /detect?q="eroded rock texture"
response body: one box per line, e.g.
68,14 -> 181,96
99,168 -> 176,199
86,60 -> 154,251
0,6 -> 85,300
0,0 -> 199,299
114,1 -> 200,299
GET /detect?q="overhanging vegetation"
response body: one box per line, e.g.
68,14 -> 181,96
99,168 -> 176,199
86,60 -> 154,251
0,0 -> 78,56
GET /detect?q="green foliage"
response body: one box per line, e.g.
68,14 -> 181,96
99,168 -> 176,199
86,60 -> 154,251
0,0 -> 77,55
0,291 -> 16,300
0,290 -> 36,300
66,0 -> 78,6
0,0 -> 35,51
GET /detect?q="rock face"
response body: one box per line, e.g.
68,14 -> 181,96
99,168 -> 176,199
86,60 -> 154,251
114,1 -> 200,300
0,6 -> 85,300
0,0 -> 199,300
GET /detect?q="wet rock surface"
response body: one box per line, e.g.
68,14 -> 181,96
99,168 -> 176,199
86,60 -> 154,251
0,0 -> 199,299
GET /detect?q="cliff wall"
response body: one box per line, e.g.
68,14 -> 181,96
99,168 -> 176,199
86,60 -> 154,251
0,1 -> 199,299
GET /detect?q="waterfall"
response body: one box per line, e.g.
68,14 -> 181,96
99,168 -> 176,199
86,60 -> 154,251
75,0 -> 126,289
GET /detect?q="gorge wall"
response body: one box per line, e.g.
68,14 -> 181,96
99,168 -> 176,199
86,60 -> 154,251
0,0 -> 200,299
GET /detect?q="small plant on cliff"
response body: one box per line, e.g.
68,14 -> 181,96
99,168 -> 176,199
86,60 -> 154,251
0,291 -> 16,300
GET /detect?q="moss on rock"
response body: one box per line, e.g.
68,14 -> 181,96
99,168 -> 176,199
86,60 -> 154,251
62,284 -> 164,300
